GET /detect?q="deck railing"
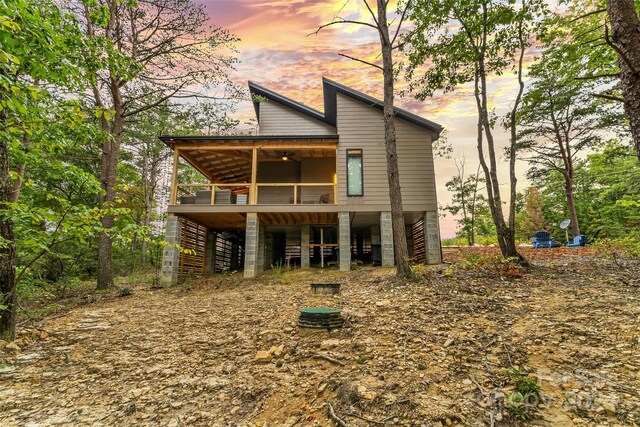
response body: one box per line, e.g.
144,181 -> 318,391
176,183 -> 250,205
174,182 -> 337,205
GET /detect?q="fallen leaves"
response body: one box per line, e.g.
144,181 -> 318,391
0,248 -> 638,426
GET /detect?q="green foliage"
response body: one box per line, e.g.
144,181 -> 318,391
271,260 -> 292,278
540,0 -> 622,110
403,0 -> 548,99
533,141 -> 640,238
516,187 -> 547,240
117,287 -> 132,297
505,392 -> 532,421
593,236 -> 640,267
442,160 -> 491,246
503,367 -> 541,395
220,266 -> 237,277
454,253 -> 526,278
502,367 -> 541,421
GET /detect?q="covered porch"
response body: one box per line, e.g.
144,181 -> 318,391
160,135 -> 339,208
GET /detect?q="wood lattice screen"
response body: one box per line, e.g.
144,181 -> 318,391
179,218 -> 207,279
285,228 -> 301,261
412,218 -> 426,262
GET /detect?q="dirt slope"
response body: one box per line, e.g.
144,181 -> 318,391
0,248 -> 638,426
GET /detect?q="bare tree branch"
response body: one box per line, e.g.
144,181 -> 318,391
362,0 -> 380,27
338,52 -> 383,69
604,22 -> 638,73
574,72 -> 619,80
570,8 -> 607,22
391,0 -> 411,47
592,92 -> 625,102
308,18 -> 378,36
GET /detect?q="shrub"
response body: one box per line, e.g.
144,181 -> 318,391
455,253 -> 526,279
502,367 -> 541,421
593,236 -> 640,267
117,287 -> 132,297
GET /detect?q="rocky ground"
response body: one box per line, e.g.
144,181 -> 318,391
1,247 -> 639,426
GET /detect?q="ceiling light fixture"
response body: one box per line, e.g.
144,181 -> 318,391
282,151 -> 288,161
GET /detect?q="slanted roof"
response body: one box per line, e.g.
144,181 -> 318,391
248,81 -> 331,125
322,78 -> 444,136
247,78 -> 444,137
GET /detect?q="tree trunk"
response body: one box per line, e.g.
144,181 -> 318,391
564,177 -> 581,236
474,65 -> 521,260
0,113 -> 17,340
141,194 -> 153,266
607,0 -> 640,160
96,82 -> 123,290
377,0 -> 411,277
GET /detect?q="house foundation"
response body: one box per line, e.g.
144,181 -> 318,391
160,215 -> 182,286
244,213 -> 260,278
301,224 -> 310,268
338,212 -> 351,271
380,211 -> 394,267
425,211 -> 441,264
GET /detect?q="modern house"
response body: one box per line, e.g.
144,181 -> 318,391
159,78 -> 443,285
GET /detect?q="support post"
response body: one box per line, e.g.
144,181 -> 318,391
257,223 -> 265,273
338,212 -> 351,271
250,148 -> 258,204
380,211 -> 395,267
170,149 -> 179,205
424,211 -> 442,265
301,224 -> 310,268
160,215 -> 182,286
244,213 -> 260,278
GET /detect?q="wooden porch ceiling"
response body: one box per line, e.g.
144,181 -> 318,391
177,211 -> 338,230
259,212 -> 338,226
186,148 -> 336,183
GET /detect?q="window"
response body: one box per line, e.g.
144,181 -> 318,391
346,149 -> 363,196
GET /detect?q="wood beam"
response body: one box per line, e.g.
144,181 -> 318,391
250,148 -> 258,204
172,143 -> 337,151
170,149 -> 180,204
179,150 -> 216,182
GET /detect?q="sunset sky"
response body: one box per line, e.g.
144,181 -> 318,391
197,0 -> 531,238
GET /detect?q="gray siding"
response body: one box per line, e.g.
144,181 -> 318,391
335,93 -> 437,210
258,101 -> 336,135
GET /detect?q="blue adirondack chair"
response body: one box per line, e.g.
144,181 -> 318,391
531,231 -> 557,249
566,235 -> 586,247
566,228 -> 602,247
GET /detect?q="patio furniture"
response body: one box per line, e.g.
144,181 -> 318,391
531,231 -> 560,249
195,190 -> 212,204
179,195 -> 196,204
566,235 -> 586,248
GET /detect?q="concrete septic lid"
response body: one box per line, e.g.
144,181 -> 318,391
298,307 -> 343,314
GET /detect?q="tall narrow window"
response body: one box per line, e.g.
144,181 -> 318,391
346,149 -> 363,196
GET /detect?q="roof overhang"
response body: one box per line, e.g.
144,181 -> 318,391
159,134 -> 339,150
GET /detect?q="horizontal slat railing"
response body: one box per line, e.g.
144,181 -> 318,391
174,182 -> 337,206
176,183 -> 250,205
255,183 -> 337,205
